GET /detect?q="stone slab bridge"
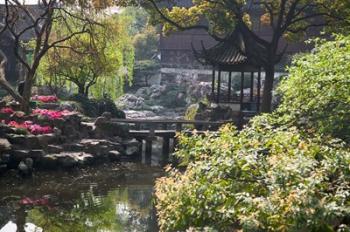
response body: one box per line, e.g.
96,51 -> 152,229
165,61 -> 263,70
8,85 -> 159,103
111,118 -> 234,163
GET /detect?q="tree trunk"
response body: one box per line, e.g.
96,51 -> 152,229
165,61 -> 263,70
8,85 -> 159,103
0,61 -> 24,105
20,72 -> 34,113
85,85 -> 90,98
78,84 -> 85,96
261,65 -> 275,113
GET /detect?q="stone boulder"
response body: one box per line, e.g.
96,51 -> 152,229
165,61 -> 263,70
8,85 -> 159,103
10,149 -> 45,162
18,158 -> 33,176
7,134 -> 42,150
40,152 -> 94,169
0,138 -> 11,153
123,138 -> 141,157
0,123 -> 14,137
186,102 -> 240,130
93,120 -> 129,138
116,94 -> 146,110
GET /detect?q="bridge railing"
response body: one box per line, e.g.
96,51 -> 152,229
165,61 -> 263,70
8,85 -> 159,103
110,118 -> 232,131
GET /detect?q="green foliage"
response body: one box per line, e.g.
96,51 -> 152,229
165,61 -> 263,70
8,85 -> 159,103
277,35 -> 350,143
128,6 -> 160,85
184,104 -> 199,121
134,60 -> 160,73
37,14 -> 134,99
133,26 -> 159,61
147,0 -> 350,39
120,6 -> 151,36
156,116 -> 350,231
155,36 -> 350,231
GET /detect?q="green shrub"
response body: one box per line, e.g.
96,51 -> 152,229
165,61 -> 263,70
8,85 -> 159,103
277,35 -> 350,143
184,104 -> 199,121
156,115 -> 350,231
69,94 -> 125,118
155,35 -> 350,232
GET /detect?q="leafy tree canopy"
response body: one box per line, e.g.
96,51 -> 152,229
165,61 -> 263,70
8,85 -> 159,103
155,34 -> 350,231
277,35 -> 350,143
144,0 -> 350,112
37,13 -> 134,99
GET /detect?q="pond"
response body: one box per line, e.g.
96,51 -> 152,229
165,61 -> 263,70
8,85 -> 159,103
0,163 -> 163,232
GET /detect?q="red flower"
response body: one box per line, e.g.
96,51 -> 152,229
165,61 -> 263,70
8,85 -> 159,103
32,95 -> 58,103
32,109 -> 74,120
8,121 -> 28,129
28,124 -> 53,135
7,120 -> 53,134
0,107 -> 14,114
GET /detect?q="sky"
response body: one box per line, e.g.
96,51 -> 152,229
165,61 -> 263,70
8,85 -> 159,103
0,1 -> 121,14
0,0 -> 40,4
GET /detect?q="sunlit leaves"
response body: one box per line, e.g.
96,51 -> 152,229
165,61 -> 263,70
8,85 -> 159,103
37,13 -> 134,99
277,35 -> 350,143
155,116 -> 350,231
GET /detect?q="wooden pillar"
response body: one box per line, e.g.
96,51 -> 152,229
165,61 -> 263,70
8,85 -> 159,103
257,68 -> 261,112
145,125 -> 155,164
161,123 -> 167,130
217,70 -> 221,103
211,69 -> 215,96
145,138 -> 152,164
228,71 -> 232,102
240,72 -> 244,111
175,122 -> 182,132
137,138 -> 143,159
162,137 -> 170,163
250,72 -> 254,103
135,122 -> 141,130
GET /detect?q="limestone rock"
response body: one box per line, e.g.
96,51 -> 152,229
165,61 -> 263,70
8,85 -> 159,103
108,150 -> 121,161
39,155 -> 58,169
116,94 -> 146,110
62,143 -> 85,152
7,134 -> 41,149
123,138 -> 141,156
29,150 -> 45,160
37,134 -> 57,148
0,138 -> 11,152
78,139 -> 123,157
11,150 -> 31,161
46,145 -> 63,153
18,158 -> 33,176
93,122 -> 129,138
0,123 -> 13,137
56,152 -> 94,168
40,152 -> 94,169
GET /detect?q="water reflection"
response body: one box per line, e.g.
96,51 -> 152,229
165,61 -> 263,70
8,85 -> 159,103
0,163 -> 161,232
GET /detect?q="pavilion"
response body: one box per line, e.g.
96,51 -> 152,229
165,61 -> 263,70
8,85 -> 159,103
193,30 -> 263,113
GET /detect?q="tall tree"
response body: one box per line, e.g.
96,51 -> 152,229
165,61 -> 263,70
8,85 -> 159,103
0,0 -> 115,112
37,14 -> 134,99
145,0 -> 349,112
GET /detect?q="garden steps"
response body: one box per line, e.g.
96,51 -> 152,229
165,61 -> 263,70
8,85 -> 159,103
0,102 -> 143,174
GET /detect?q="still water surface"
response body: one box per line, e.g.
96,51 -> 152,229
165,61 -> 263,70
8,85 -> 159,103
0,163 -> 163,232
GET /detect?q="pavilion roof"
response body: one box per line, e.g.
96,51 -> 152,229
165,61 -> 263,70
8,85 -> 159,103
193,29 -> 260,72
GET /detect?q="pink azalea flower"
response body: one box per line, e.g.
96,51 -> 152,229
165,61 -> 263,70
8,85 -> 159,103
32,109 -> 64,120
32,95 -> 58,103
0,107 -> 14,114
6,120 -> 53,134
28,124 -> 53,135
8,121 -> 27,129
